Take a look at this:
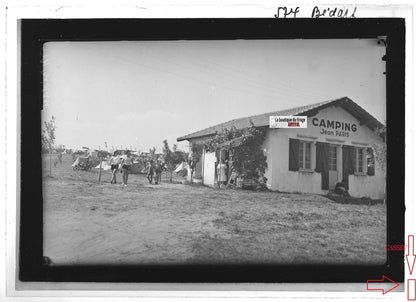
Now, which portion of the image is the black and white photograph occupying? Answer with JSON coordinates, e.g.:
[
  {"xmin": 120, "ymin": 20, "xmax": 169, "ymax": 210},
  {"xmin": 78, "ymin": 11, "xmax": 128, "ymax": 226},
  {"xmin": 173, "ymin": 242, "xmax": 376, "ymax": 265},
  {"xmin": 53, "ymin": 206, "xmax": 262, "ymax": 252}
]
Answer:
[{"xmin": 41, "ymin": 38, "xmax": 388, "ymax": 266}]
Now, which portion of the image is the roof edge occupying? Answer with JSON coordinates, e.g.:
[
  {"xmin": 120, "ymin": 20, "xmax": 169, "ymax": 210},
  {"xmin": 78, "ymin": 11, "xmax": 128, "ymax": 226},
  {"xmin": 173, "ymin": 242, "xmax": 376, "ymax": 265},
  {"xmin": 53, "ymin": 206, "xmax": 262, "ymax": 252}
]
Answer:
[{"xmin": 177, "ymin": 97, "xmax": 384, "ymax": 142}]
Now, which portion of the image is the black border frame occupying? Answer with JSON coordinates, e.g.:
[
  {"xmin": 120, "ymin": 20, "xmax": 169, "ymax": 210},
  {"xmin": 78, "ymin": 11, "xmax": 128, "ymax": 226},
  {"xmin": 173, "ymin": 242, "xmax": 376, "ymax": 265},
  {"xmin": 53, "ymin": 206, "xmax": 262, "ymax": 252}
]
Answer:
[{"xmin": 20, "ymin": 18, "xmax": 405, "ymax": 283}]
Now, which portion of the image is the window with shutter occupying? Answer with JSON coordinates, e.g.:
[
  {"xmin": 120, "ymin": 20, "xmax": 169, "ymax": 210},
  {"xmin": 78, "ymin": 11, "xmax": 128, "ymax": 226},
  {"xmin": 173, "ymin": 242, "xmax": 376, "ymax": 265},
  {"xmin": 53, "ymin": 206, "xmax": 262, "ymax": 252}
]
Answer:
[{"xmin": 354, "ymin": 147, "xmax": 366, "ymax": 174}]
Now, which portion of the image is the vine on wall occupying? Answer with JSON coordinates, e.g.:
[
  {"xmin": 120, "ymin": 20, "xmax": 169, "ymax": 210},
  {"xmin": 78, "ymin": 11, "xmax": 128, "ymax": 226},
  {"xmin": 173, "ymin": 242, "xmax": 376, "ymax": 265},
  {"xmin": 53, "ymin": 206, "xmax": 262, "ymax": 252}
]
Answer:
[{"xmin": 201, "ymin": 121, "xmax": 268, "ymax": 182}]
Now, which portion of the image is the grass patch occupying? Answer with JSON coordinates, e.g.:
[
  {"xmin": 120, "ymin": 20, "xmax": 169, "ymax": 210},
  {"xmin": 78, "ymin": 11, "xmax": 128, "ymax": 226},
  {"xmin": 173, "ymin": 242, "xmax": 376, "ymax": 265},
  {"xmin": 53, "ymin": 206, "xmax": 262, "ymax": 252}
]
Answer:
[{"xmin": 42, "ymin": 154, "xmax": 387, "ymax": 265}]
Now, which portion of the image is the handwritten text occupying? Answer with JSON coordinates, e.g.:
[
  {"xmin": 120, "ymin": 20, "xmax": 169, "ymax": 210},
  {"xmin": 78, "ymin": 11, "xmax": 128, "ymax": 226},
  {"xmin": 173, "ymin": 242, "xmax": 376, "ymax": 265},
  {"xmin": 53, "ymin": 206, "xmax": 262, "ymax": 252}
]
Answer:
[{"xmin": 274, "ymin": 6, "xmax": 357, "ymax": 18}]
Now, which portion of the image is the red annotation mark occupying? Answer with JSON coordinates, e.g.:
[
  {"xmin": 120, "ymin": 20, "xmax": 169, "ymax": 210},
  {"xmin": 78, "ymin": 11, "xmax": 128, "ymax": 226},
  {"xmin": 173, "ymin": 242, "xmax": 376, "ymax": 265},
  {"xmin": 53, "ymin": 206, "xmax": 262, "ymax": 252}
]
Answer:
[
  {"xmin": 408, "ymin": 279, "xmax": 416, "ymax": 300},
  {"xmin": 366, "ymin": 275, "xmax": 399, "ymax": 295},
  {"xmin": 407, "ymin": 235, "xmax": 416, "ymax": 275},
  {"xmin": 385, "ymin": 244, "xmax": 406, "ymax": 251}
]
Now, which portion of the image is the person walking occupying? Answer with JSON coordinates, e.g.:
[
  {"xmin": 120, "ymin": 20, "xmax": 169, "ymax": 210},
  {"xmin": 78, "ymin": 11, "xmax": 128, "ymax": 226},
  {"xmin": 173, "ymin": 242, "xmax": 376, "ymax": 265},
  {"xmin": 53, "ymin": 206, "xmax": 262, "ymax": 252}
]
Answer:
[
  {"xmin": 109, "ymin": 151, "xmax": 121, "ymax": 184},
  {"xmin": 120, "ymin": 151, "xmax": 133, "ymax": 186},
  {"xmin": 146, "ymin": 160, "xmax": 154, "ymax": 184},
  {"xmin": 154, "ymin": 161, "xmax": 163, "ymax": 185}
]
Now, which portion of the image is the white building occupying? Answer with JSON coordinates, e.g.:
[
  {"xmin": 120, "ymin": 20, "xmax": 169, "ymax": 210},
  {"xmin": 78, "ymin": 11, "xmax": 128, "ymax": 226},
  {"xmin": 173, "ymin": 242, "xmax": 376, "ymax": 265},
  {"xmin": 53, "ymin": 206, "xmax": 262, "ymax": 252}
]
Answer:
[{"xmin": 177, "ymin": 97, "xmax": 385, "ymax": 199}]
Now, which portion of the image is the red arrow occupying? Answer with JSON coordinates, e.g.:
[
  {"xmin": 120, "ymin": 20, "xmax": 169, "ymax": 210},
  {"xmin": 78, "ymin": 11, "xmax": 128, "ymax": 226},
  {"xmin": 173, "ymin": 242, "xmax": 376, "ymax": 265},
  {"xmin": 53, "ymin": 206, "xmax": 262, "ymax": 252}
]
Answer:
[
  {"xmin": 407, "ymin": 235, "xmax": 416, "ymax": 275},
  {"xmin": 366, "ymin": 275, "xmax": 399, "ymax": 295}
]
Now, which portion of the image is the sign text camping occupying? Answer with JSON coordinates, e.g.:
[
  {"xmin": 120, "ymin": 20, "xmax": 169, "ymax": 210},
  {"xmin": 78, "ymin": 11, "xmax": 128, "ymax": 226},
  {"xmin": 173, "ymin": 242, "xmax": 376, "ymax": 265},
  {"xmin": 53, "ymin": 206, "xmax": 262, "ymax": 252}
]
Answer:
[{"xmin": 312, "ymin": 117, "xmax": 357, "ymax": 137}]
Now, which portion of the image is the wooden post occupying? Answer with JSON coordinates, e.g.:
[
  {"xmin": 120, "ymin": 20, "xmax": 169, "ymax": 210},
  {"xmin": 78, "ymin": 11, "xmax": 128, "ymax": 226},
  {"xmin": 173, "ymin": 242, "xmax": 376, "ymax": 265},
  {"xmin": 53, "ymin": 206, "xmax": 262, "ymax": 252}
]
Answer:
[
  {"xmin": 49, "ymin": 150, "xmax": 52, "ymax": 177},
  {"xmin": 218, "ymin": 149, "xmax": 222, "ymax": 188},
  {"xmin": 189, "ymin": 142, "xmax": 193, "ymax": 183},
  {"xmin": 227, "ymin": 151, "xmax": 233, "ymax": 186},
  {"xmin": 201, "ymin": 148, "xmax": 205, "ymax": 185},
  {"xmin": 98, "ymin": 157, "xmax": 102, "ymax": 183}
]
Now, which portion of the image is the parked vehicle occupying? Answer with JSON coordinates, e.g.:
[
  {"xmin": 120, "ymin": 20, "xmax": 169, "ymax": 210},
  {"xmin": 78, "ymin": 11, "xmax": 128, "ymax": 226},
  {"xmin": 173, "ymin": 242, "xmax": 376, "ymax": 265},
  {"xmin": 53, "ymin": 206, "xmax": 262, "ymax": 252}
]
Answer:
[{"xmin": 72, "ymin": 156, "xmax": 92, "ymax": 171}]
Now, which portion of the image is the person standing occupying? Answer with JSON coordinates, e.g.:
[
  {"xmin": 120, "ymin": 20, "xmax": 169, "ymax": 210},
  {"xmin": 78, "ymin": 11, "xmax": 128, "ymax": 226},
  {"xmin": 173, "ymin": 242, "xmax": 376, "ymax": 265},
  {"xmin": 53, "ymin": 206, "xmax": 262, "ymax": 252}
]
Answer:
[
  {"xmin": 57, "ymin": 152, "xmax": 63, "ymax": 164},
  {"xmin": 217, "ymin": 160, "xmax": 227, "ymax": 187},
  {"xmin": 120, "ymin": 151, "xmax": 133, "ymax": 186},
  {"xmin": 109, "ymin": 151, "xmax": 121, "ymax": 184}
]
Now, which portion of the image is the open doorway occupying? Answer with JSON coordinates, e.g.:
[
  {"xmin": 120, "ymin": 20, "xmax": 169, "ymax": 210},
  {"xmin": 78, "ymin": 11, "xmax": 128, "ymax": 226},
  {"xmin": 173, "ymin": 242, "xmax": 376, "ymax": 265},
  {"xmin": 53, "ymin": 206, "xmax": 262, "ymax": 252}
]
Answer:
[{"xmin": 328, "ymin": 144, "xmax": 339, "ymax": 190}]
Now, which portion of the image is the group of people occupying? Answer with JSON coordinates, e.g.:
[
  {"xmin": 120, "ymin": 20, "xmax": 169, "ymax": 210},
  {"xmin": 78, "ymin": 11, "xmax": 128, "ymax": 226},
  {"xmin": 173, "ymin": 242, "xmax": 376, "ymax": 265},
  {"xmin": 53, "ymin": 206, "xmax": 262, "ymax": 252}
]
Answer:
[
  {"xmin": 109, "ymin": 151, "xmax": 134, "ymax": 186},
  {"xmin": 146, "ymin": 160, "xmax": 164, "ymax": 185},
  {"xmin": 108, "ymin": 151, "xmax": 165, "ymax": 186}
]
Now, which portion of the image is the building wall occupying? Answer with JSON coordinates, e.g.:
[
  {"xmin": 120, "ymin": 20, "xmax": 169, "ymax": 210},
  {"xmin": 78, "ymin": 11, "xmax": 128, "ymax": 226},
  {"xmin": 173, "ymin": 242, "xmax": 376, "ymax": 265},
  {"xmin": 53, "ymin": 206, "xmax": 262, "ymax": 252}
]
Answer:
[
  {"xmin": 263, "ymin": 105, "xmax": 385, "ymax": 199},
  {"xmin": 203, "ymin": 151, "xmax": 216, "ymax": 185},
  {"xmin": 263, "ymin": 132, "xmax": 323, "ymax": 194}
]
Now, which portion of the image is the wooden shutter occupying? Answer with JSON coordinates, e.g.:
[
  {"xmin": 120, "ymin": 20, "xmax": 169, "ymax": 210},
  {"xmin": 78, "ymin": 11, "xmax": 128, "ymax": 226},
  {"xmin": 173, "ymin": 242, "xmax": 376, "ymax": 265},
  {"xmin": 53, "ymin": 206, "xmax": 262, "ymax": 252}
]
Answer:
[{"xmin": 288, "ymin": 139, "xmax": 299, "ymax": 171}]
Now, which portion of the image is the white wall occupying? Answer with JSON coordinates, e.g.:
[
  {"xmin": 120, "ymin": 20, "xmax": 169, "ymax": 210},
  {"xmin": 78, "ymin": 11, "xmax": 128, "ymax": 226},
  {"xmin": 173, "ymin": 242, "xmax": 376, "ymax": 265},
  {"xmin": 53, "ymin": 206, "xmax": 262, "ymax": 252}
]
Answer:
[
  {"xmin": 203, "ymin": 151, "xmax": 216, "ymax": 186},
  {"xmin": 263, "ymin": 105, "xmax": 386, "ymax": 199},
  {"xmin": 263, "ymin": 131, "xmax": 323, "ymax": 194}
]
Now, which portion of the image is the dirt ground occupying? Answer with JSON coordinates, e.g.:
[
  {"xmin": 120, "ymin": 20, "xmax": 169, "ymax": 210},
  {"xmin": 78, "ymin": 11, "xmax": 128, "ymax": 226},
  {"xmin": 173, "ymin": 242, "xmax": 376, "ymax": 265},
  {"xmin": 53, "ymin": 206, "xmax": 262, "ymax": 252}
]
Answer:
[{"xmin": 43, "ymin": 154, "xmax": 386, "ymax": 265}]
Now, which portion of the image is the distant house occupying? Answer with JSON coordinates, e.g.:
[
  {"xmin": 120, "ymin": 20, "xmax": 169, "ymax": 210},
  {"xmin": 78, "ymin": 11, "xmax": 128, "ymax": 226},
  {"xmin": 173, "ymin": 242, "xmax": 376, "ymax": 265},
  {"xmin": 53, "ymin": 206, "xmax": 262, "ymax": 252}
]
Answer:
[{"xmin": 177, "ymin": 97, "xmax": 385, "ymax": 199}]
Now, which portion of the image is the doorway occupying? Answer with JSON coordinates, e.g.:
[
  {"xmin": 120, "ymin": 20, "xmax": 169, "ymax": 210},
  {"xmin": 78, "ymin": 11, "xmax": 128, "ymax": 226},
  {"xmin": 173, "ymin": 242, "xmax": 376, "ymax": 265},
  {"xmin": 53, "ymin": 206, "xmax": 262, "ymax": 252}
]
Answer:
[{"xmin": 328, "ymin": 145, "xmax": 338, "ymax": 190}]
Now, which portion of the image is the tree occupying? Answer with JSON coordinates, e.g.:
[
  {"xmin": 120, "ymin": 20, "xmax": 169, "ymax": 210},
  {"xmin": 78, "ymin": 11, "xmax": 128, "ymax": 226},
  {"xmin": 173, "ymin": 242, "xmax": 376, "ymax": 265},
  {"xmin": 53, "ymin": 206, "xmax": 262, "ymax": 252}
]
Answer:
[
  {"xmin": 162, "ymin": 140, "xmax": 186, "ymax": 183},
  {"xmin": 42, "ymin": 116, "xmax": 56, "ymax": 177}
]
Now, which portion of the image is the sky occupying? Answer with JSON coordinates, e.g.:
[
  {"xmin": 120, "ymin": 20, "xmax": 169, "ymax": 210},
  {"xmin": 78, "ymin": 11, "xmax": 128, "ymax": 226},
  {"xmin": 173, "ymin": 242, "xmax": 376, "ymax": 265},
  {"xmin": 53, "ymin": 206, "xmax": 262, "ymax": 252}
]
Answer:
[{"xmin": 42, "ymin": 39, "xmax": 386, "ymax": 152}]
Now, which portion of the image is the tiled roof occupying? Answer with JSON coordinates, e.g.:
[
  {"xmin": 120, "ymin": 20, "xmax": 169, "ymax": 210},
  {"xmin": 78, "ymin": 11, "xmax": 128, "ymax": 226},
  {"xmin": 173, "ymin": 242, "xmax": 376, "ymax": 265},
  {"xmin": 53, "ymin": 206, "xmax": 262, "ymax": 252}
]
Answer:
[{"xmin": 177, "ymin": 97, "xmax": 384, "ymax": 142}]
